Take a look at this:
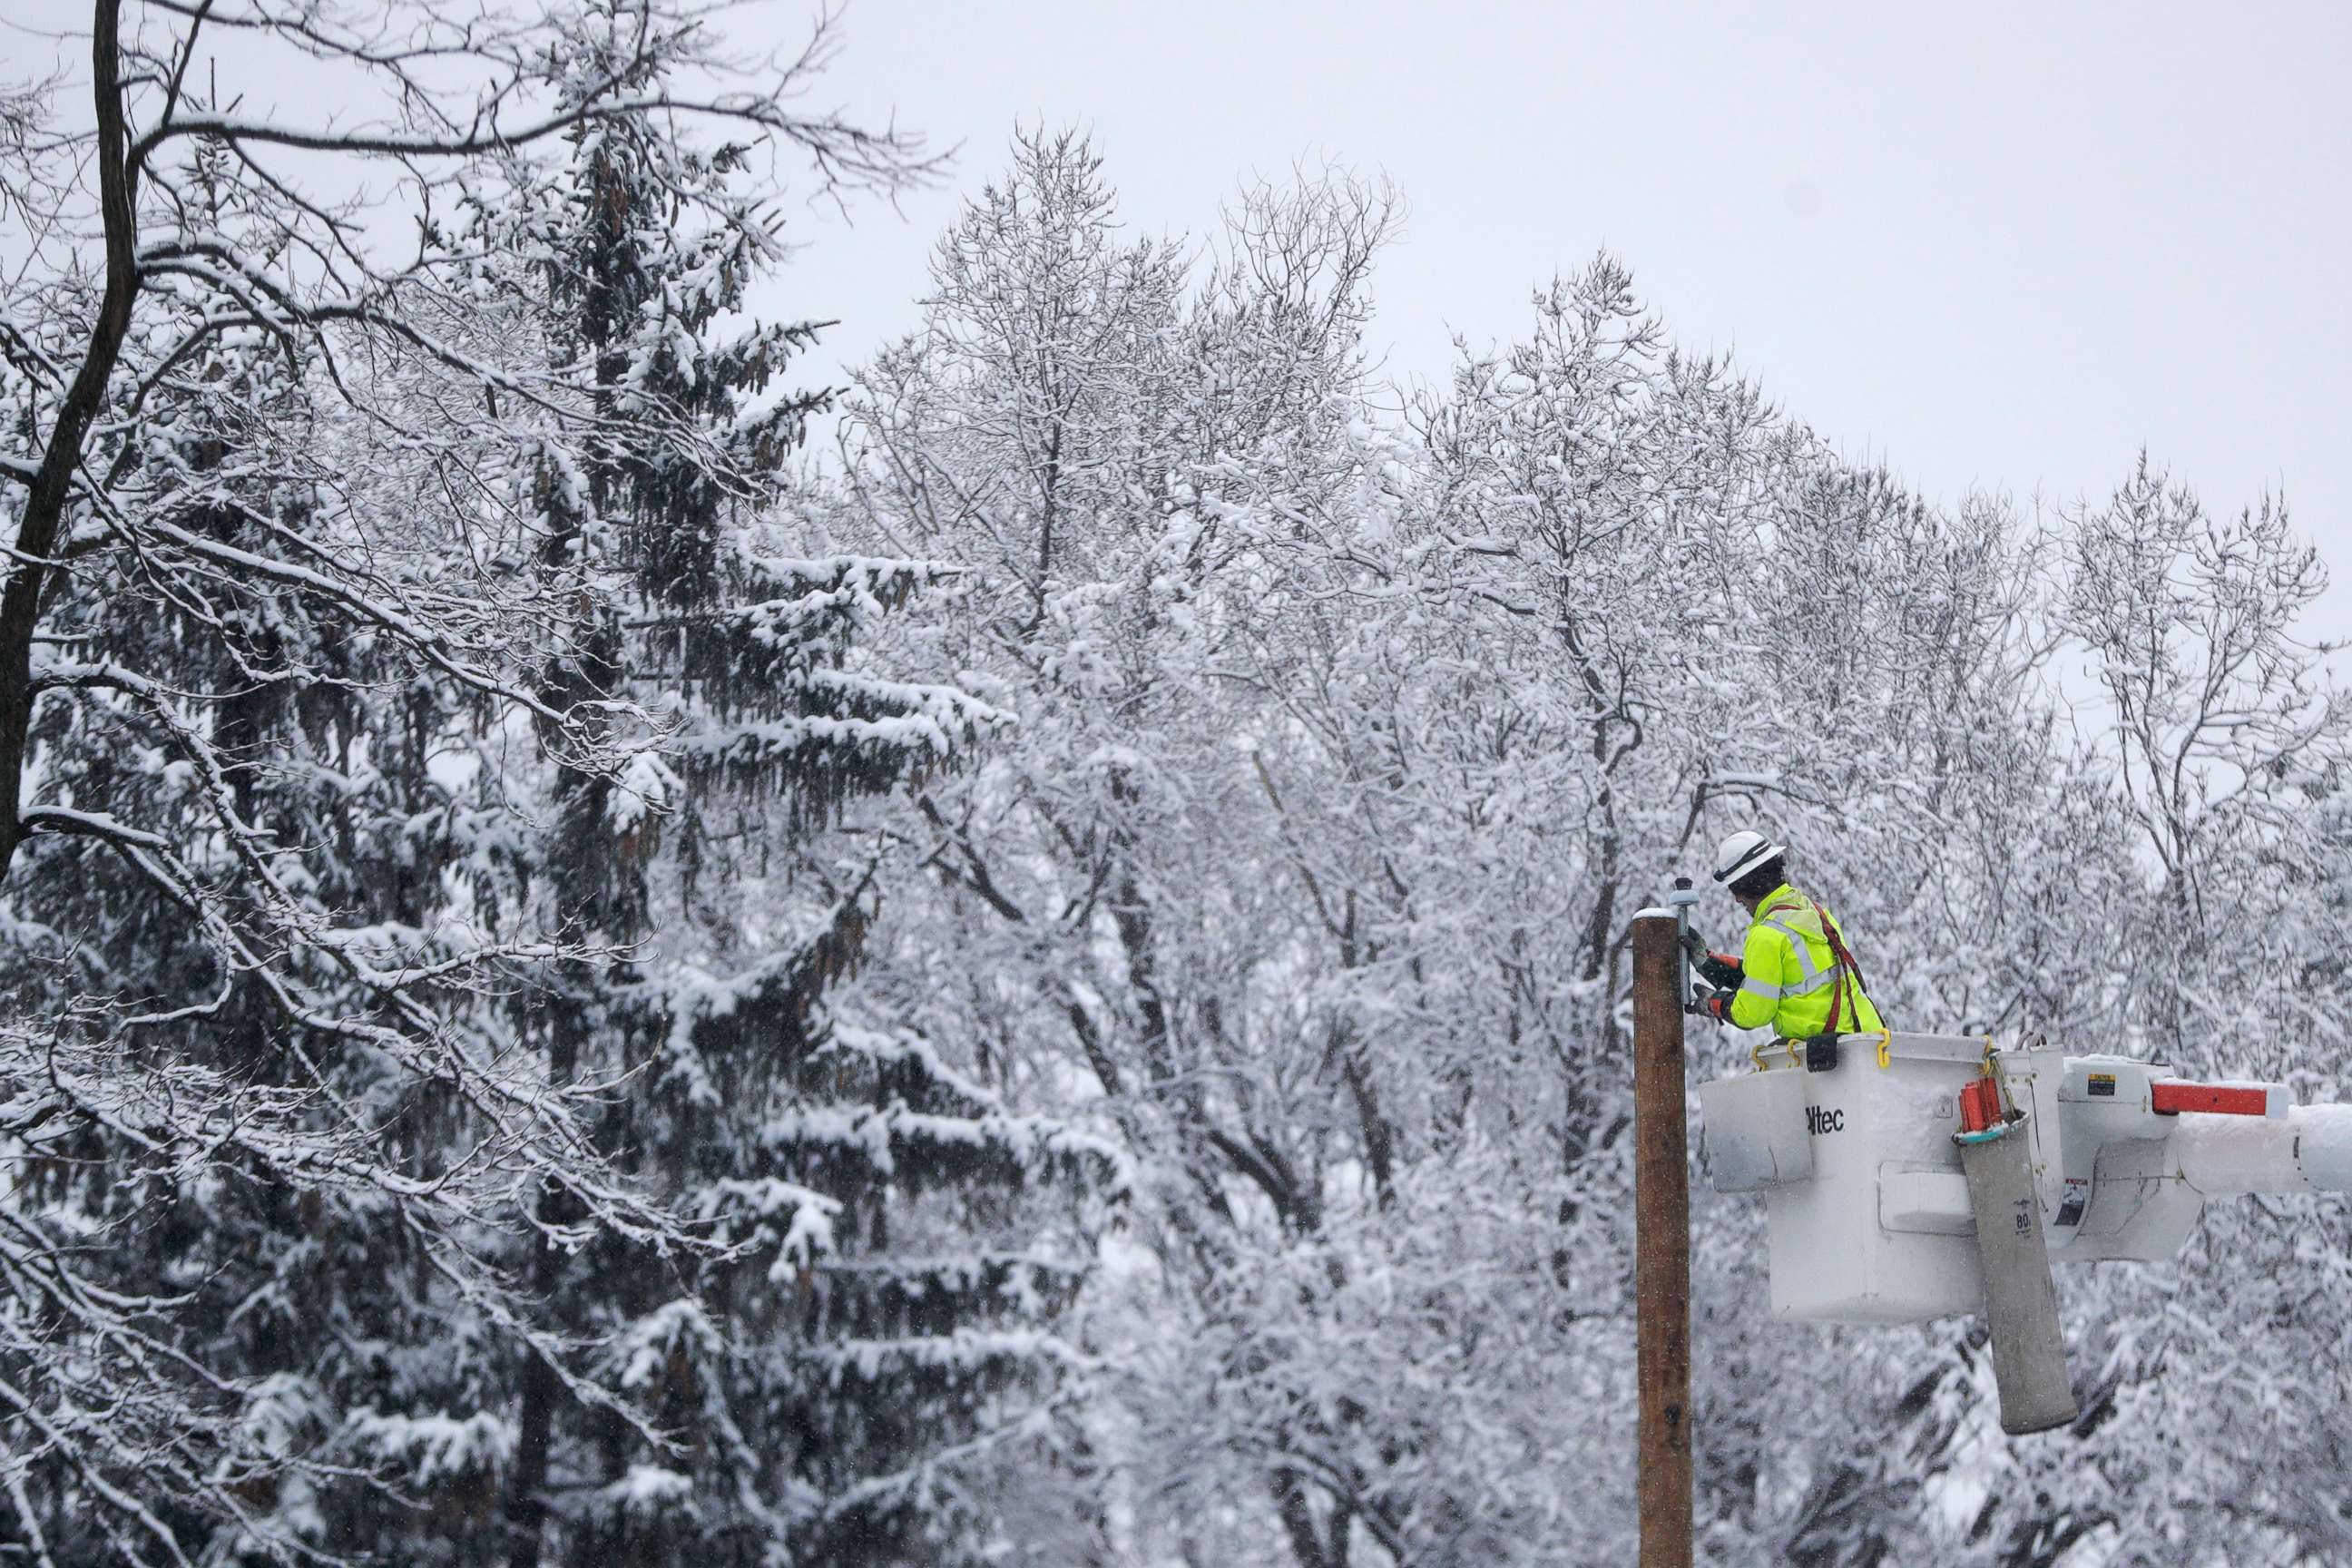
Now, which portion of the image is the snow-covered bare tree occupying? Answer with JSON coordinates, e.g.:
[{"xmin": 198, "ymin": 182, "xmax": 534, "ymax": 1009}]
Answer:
[{"xmin": 841, "ymin": 138, "xmax": 1703, "ymax": 1567}]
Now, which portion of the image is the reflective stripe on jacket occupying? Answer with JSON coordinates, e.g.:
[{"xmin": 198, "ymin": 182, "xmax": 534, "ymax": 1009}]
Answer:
[{"xmin": 1726, "ymin": 882, "xmax": 1884, "ymax": 1037}]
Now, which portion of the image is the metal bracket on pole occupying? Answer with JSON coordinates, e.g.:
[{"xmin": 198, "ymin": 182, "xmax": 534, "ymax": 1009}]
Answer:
[{"xmin": 1667, "ymin": 877, "xmax": 1700, "ymax": 1014}]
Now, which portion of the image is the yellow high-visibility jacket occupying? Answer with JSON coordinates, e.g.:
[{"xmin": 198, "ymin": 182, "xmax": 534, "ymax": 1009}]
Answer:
[{"xmin": 1727, "ymin": 882, "xmax": 1884, "ymax": 1038}]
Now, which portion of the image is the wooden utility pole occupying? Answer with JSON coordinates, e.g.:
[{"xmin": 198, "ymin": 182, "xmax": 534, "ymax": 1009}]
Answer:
[{"xmin": 1631, "ymin": 911, "xmax": 1693, "ymax": 1568}]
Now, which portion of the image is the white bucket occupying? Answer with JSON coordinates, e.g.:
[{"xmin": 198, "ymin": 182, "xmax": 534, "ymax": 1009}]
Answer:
[{"xmin": 1701, "ymin": 1034, "xmax": 1993, "ymax": 1324}]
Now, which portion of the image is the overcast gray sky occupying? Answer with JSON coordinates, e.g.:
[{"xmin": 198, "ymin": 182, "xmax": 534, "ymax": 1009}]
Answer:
[
  {"xmin": 14, "ymin": 2, "xmax": 2342, "ymax": 622},
  {"xmin": 765, "ymin": 0, "xmax": 2352, "ymax": 626}
]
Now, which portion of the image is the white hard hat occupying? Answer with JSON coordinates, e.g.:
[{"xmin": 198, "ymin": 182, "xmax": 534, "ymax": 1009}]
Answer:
[{"xmin": 1711, "ymin": 828, "xmax": 1786, "ymax": 887}]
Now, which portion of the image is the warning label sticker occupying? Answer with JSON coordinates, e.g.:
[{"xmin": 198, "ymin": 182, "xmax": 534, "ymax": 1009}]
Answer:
[{"xmin": 2087, "ymin": 1073, "xmax": 2118, "ymax": 1099}]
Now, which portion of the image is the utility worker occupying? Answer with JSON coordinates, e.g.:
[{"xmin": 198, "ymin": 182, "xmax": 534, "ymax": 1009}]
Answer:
[{"xmin": 1687, "ymin": 828, "xmax": 1885, "ymax": 1038}]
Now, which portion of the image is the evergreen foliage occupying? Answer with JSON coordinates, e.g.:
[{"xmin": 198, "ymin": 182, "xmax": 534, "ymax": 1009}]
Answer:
[{"xmin": 0, "ymin": 5, "xmax": 1103, "ymax": 1563}]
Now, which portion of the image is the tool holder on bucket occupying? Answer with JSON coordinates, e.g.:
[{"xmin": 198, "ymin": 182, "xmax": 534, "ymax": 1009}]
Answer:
[{"xmin": 1950, "ymin": 1065, "xmax": 2076, "ymax": 1433}]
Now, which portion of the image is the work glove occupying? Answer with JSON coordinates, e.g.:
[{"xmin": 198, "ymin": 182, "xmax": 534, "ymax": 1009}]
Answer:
[
  {"xmin": 1696, "ymin": 951, "xmax": 1744, "ymax": 991},
  {"xmin": 1687, "ymin": 984, "xmax": 1731, "ymax": 1024},
  {"xmin": 1679, "ymin": 927, "xmax": 1743, "ymax": 992}
]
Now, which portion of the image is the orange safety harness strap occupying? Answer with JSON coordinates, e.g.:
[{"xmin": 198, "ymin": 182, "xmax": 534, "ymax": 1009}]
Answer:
[{"xmin": 1759, "ymin": 891, "xmax": 1870, "ymax": 1035}]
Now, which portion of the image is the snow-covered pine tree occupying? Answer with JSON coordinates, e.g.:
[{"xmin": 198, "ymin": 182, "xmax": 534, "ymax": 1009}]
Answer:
[
  {"xmin": 0, "ymin": 4, "xmax": 1101, "ymax": 1562},
  {"xmin": 487, "ymin": 15, "xmax": 1118, "ymax": 1563},
  {"xmin": 0, "ymin": 104, "xmax": 634, "ymax": 1563}
]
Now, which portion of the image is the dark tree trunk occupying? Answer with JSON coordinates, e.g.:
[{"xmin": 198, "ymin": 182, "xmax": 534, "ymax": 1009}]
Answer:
[{"xmin": 0, "ymin": 0, "xmax": 138, "ymax": 883}]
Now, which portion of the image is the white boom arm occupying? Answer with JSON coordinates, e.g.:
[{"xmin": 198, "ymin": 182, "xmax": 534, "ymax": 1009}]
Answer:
[{"xmin": 2175, "ymin": 1104, "xmax": 2352, "ymax": 1198}]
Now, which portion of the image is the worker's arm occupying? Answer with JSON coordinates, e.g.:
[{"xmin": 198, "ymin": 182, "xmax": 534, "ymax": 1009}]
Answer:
[{"xmin": 1726, "ymin": 922, "xmax": 1787, "ymax": 1032}]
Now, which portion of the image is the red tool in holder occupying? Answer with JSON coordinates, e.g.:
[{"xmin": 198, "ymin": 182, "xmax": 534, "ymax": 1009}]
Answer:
[{"xmin": 1957, "ymin": 1073, "xmax": 2006, "ymax": 1134}]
